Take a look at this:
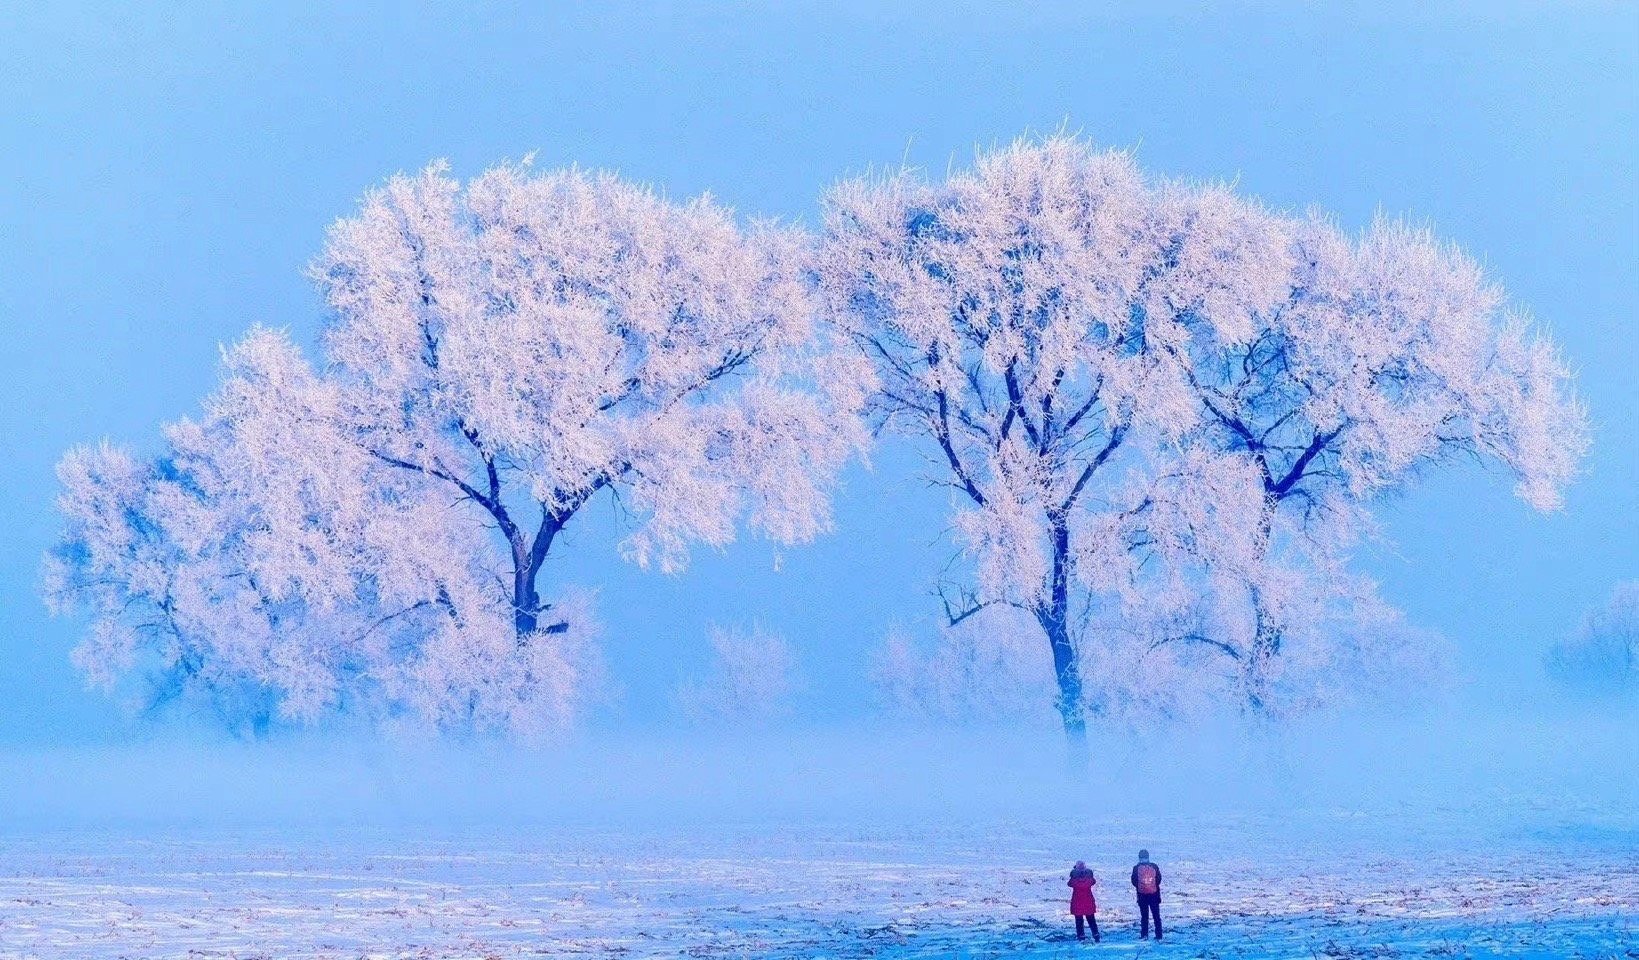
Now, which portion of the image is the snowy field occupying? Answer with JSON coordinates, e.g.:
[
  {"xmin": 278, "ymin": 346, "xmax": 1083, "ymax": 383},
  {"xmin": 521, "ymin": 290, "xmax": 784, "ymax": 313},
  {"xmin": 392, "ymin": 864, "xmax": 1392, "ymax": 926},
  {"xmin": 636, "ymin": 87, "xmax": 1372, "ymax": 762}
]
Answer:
[{"xmin": 1, "ymin": 810, "xmax": 1634, "ymax": 960}]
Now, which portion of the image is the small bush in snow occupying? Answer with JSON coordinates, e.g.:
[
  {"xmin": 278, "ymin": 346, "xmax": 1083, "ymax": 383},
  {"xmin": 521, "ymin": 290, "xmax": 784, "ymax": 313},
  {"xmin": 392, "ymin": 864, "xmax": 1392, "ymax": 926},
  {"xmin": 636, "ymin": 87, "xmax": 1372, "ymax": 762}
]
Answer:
[
  {"xmin": 870, "ymin": 608, "xmax": 1058, "ymax": 724},
  {"xmin": 676, "ymin": 626, "xmax": 800, "ymax": 725},
  {"xmin": 1548, "ymin": 582, "xmax": 1639, "ymax": 696}
]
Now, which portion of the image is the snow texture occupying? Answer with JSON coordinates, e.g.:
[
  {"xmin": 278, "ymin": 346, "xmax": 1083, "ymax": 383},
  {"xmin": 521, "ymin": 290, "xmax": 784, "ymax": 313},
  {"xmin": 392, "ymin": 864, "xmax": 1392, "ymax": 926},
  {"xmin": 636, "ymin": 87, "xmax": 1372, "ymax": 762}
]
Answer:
[{"xmin": 1, "ymin": 812, "xmax": 1632, "ymax": 959}]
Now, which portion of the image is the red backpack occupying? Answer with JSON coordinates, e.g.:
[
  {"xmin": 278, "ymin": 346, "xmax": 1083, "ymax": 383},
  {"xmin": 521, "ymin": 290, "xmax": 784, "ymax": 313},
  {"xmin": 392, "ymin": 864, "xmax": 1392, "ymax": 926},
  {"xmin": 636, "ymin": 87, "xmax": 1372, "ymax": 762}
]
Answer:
[{"xmin": 1134, "ymin": 863, "xmax": 1160, "ymax": 895}]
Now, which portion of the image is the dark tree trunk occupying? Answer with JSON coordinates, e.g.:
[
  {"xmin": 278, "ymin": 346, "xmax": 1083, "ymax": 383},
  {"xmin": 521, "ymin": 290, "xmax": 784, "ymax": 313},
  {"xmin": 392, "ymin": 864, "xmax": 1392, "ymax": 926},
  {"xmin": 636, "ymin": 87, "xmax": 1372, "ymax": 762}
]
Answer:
[
  {"xmin": 1041, "ymin": 608, "xmax": 1089, "ymax": 768},
  {"xmin": 510, "ymin": 514, "xmax": 562, "ymax": 639},
  {"xmin": 1242, "ymin": 589, "xmax": 1281, "ymax": 716},
  {"xmin": 371, "ymin": 427, "xmax": 605, "ymax": 643},
  {"xmin": 1240, "ymin": 505, "xmax": 1280, "ymax": 715},
  {"xmin": 513, "ymin": 571, "xmax": 540, "ymax": 636},
  {"xmin": 1040, "ymin": 513, "xmax": 1089, "ymax": 770}
]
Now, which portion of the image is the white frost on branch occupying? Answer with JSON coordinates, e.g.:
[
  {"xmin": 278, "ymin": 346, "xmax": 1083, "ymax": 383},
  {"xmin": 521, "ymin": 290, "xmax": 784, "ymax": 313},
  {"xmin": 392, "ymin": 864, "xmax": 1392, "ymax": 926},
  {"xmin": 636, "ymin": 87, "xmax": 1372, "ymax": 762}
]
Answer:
[
  {"xmin": 43, "ymin": 137, "xmax": 1586, "ymax": 738},
  {"xmin": 821, "ymin": 134, "xmax": 1585, "ymax": 732},
  {"xmin": 45, "ymin": 161, "xmax": 862, "ymax": 736}
]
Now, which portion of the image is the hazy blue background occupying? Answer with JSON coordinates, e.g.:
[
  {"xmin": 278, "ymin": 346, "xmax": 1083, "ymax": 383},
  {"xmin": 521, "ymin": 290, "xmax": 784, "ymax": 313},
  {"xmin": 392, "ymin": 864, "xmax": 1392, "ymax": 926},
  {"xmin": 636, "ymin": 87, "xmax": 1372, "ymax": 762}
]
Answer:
[{"xmin": 3, "ymin": 1, "xmax": 1635, "ymax": 751}]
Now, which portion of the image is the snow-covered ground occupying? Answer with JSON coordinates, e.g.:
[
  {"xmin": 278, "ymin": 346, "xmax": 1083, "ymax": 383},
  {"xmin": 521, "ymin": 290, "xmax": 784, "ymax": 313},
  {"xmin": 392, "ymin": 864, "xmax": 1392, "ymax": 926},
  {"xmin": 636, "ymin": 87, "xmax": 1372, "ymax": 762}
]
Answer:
[{"xmin": 1, "ymin": 810, "xmax": 1634, "ymax": 959}]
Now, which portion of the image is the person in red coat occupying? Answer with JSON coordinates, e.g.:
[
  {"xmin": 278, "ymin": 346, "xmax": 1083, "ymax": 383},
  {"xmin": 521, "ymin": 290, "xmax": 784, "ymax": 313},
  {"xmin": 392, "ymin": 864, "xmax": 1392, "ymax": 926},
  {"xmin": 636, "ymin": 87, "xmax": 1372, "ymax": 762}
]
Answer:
[{"xmin": 1067, "ymin": 860, "xmax": 1100, "ymax": 941}]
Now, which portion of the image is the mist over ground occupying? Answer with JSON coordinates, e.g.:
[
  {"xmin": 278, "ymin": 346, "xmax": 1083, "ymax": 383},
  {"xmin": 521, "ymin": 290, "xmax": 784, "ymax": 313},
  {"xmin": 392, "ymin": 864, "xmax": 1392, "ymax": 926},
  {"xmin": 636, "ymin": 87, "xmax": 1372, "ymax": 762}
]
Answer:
[
  {"xmin": 5, "ymin": 696, "xmax": 1632, "ymax": 840},
  {"xmin": 6, "ymin": 697, "xmax": 1634, "ymax": 957}
]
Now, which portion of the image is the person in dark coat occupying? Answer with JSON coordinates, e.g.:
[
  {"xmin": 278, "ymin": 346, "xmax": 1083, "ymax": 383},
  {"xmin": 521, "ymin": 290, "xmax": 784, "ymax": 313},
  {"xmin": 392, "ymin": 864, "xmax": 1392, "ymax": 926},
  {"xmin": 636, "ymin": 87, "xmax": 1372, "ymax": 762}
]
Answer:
[
  {"xmin": 1131, "ymin": 849, "xmax": 1162, "ymax": 940},
  {"xmin": 1067, "ymin": 860, "xmax": 1099, "ymax": 941}
]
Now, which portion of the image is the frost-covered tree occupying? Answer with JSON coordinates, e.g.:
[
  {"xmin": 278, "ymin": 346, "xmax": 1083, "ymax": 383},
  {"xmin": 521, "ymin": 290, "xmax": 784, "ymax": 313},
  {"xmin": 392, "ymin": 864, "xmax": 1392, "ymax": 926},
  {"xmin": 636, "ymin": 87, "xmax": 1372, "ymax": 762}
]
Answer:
[
  {"xmin": 1160, "ymin": 214, "xmax": 1587, "ymax": 710},
  {"xmin": 676, "ymin": 625, "xmax": 800, "ymax": 724},
  {"xmin": 819, "ymin": 137, "xmax": 1291, "ymax": 751},
  {"xmin": 45, "ymin": 161, "xmax": 860, "ymax": 736},
  {"xmin": 1548, "ymin": 582, "xmax": 1639, "ymax": 696},
  {"xmin": 820, "ymin": 135, "xmax": 1585, "ymax": 750}
]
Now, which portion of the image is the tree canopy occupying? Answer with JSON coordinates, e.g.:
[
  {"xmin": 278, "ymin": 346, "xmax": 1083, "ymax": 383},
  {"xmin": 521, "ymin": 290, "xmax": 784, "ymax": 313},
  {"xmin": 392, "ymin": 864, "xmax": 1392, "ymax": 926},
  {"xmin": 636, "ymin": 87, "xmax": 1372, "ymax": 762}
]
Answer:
[
  {"xmin": 821, "ymin": 136, "xmax": 1584, "ymax": 739},
  {"xmin": 47, "ymin": 137, "xmax": 1587, "ymax": 741},
  {"xmin": 46, "ymin": 162, "xmax": 861, "ymax": 736}
]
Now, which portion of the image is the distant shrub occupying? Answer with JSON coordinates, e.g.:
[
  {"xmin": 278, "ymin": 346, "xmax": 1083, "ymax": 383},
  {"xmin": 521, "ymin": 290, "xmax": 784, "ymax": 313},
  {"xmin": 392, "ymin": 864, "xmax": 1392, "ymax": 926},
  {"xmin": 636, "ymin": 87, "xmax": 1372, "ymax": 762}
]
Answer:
[
  {"xmin": 869, "ymin": 606, "xmax": 1059, "ymax": 724},
  {"xmin": 676, "ymin": 625, "xmax": 800, "ymax": 725},
  {"xmin": 1548, "ymin": 582, "xmax": 1639, "ymax": 695}
]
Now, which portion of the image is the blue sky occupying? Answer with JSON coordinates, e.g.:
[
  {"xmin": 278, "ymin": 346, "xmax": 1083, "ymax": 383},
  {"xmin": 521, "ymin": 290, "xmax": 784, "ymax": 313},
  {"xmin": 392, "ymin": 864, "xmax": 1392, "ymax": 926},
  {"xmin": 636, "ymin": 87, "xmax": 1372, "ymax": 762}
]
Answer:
[{"xmin": 2, "ymin": 2, "xmax": 1634, "ymax": 746}]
